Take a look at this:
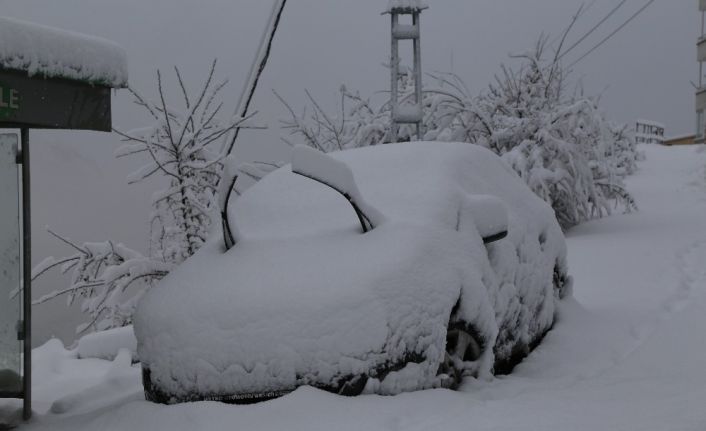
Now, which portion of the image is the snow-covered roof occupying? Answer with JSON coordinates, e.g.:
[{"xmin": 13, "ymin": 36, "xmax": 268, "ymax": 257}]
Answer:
[
  {"xmin": 0, "ymin": 16, "xmax": 128, "ymax": 88},
  {"xmin": 636, "ymin": 119, "xmax": 665, "ymax": 129},
  {"xmin": 384, "ymin": 0, "xmax": 429, "ymax": 14}
]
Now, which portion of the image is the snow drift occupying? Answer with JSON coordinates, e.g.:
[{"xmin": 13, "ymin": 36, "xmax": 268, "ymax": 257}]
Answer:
[{"xmin": 134, "ymin": 142, "xmax": 571, "ymax": 403}]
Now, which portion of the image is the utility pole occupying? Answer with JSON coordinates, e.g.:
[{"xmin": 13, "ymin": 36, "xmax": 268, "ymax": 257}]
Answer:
[{"xmin": 385, "ymin": 1, "xmax": 427, "ymax": 143}]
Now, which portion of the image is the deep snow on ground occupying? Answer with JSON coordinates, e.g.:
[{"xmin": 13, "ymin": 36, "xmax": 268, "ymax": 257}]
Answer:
[{"xmin": 2, "ymin": 143, "xmax": 706, "ymax": 430}]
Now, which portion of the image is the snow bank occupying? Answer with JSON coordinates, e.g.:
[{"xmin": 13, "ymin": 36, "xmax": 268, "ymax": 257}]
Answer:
[
  {"xmin": 135, "ymin": 142, "xmax": 569, "ymax": 401},
  {"xmin": 0, "ymin": 16, "xmax": 127, "ymax": 87},
  {"xmin": 50, "ymin": 348, "xmax": 140, "ymax": 415},
  {"xmin": 77, "ymin": 326, "xmax": 137, "ymax": 361}
]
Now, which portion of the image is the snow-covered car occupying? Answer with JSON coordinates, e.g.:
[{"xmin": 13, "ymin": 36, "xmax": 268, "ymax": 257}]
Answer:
[{"xmin": 134, "ymin": 141, "xmax": 572, "ymax": 404}]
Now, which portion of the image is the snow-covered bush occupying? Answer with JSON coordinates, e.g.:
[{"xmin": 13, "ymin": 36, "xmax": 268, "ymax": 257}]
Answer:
[
  {"xmin": 604, "ymin": 122, "xmax": 640, "ymax": 177},
  {"xmin": 276, "ymin": 69, "xmax": 423, "ymax": 152},
  {"xmin": 280, "ymin": 38, "xmax": 638, "ymax": 229},
  {"xmin": 33, "ymin": 61, "xmax": 255, "ymax": 333},
  {"xmin": 456, "ymin": 39, "xmax": 637, "ymax": 227}
]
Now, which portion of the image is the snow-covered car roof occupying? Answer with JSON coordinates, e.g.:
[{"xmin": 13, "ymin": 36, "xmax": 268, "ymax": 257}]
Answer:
[
  {"xmin": 135, "ymin": 142, "xmax": 568, "ymax": 402},
  {"xmin": 0, "ymin": 16, "xmax": 127, "ymax": 87},
  {"xmin": 233, "ymin": 143, "xmax": 531, "ymax": 241}
]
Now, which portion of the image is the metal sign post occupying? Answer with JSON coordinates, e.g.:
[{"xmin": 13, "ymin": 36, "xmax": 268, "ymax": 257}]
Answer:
[
  {"xmin": 0, "ymin": 132, "xmax": 22, "ymax": 407},
  {"xmin": 21, "ymin": 129, "xmax": 31, "ymax": 421},
  {"xmin": 0, "ymin": 66, "xmax": 121, "ymax": 422}
]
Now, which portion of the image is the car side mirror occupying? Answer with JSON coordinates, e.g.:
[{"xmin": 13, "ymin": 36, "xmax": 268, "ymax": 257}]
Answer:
[{"xmin": 459, "ymin": 195, "xmax": 508, "ymax": 244}]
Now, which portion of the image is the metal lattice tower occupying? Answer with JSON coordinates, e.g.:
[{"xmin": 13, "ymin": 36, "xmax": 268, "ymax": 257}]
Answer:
[{"xmin": 385, "ymin": 2, "xmax": 427, "ymax": 143}]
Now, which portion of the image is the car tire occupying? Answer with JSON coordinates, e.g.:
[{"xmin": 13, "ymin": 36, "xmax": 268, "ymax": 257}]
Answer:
[{"xmin": 438, "ymin": 322, "xmax": 484, "ymax": 389}]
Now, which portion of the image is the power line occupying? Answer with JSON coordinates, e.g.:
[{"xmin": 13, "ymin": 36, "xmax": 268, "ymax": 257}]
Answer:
[
  {"xmin": 223, "ymin": 0, "xmax": 288, "ymax": 156},
  {"xmin": 549, "ymin": 0, "xmax": 596, "ymax": 49},
  {"xmin": 568, "ymin": 0, "xmax": 657, "ymax": 69},
  {"xmin": 558, "ymin": 0, "xmax": 629, "ymax": 61}
]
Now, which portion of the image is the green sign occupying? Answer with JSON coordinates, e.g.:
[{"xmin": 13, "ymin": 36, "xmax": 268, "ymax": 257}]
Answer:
[
  {"xmin": 0, "ymin": 69, "xmax": 111, "ymax": 131},
  {"xmin": 0, "ymin": 84, "xmax": 20, "ymax": 119}
]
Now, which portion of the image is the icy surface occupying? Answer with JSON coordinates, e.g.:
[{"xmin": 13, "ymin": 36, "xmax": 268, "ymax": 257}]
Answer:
[
  {"xmin": 4, "ymin": 144, "xmax": 706, "ymax": 431},
  {"xmin": 135, "ymin": 141, "xmax": 567, "ymax": 399},
  {"xmin": 0, "ymin": 16, "xmax": 127, "ymax": 87}
]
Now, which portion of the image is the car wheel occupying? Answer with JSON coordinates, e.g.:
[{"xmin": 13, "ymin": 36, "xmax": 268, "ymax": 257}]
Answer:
[{"xmin": 438, "ymin": 324, "xmax": 483, "ymax": 389}]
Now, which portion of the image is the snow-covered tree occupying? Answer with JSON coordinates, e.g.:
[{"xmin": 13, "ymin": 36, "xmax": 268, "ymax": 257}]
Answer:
[
  {"xmin": 32, "ymin": 61, "xmax": 257, "ymax": 333},
  {"xmin": 115, "ymin": 60, "xmax": 254, "ymax": 263},
  {"xmin": 458, "ymin": 39, "xmax": 636, "ymax": 228}
]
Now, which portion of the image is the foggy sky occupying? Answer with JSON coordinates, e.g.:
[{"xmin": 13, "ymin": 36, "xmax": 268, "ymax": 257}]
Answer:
[{"xmin": 0, "ymin": 0, "xmax": 696, "ymax": 344}]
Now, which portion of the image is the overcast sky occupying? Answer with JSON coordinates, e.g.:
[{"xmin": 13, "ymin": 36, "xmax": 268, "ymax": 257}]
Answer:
[{"xmin": 0, "ymin": 0, "xmax": 696, "ymax": 344}]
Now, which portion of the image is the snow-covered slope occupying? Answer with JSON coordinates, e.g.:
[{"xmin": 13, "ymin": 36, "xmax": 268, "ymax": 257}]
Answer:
[
  {"xmin": 0, "ymin": 16, "xmax": 127, "ymax": 87},
  {"xmin": 3, "ymin": 144, "xmax": 706, "ymax": 431},
  {"xmin": 134, "ymin": 142, "xmax": 568, "ymax": 402}
]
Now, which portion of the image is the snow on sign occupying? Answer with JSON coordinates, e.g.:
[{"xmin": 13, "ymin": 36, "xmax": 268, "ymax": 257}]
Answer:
[
  {"xmin": 0, "ymin": 16, "xmax": 128, "ymax": 131},
  {"xmin": 0, "ymin": 17, "xmax": 127, "ymax": 87}
]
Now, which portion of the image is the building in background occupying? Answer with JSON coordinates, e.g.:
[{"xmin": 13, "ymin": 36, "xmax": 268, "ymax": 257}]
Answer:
[
  {"xmin": 635, "ymin": 119, "xmax": 665, "ymax": 145},
  {"xmin": 697, "ymin": 0, "xmax": 706, "ymax": 143}
]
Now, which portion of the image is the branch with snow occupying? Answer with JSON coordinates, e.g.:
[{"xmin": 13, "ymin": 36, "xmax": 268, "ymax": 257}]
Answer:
[
  {"xmin": 32, "ymin": 228, "xmax": 172, "ymax": 334},
  {"xmin": 115, "ymin": 59, "xmax": 259, "ymax": 263},
  {"xmin": 33, "ymin": 61, "xmax": 276, "ymax": 334}
]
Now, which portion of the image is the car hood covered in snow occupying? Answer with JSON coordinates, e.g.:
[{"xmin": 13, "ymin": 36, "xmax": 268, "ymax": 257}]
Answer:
[{"xmin": 135, "ymin": 142, "xmax": 569, "ymax": 401}]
